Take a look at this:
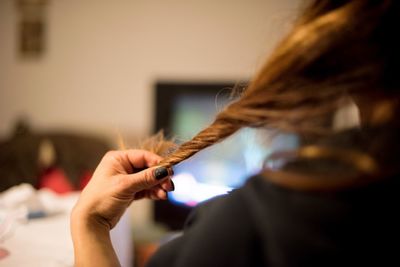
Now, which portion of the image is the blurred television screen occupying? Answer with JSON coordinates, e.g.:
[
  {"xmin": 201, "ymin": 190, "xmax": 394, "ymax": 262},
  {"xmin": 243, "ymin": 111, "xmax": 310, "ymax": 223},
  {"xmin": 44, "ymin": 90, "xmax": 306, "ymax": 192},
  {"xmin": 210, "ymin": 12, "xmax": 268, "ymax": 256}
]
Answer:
[{"xmin": 156, "ymin": 83, "xmax": 298, "ymax": 207}]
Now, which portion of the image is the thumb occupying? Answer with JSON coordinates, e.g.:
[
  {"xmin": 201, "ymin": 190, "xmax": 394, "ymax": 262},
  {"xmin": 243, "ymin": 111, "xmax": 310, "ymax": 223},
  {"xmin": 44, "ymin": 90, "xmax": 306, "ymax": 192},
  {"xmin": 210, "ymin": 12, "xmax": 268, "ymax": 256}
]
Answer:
[{"xmin": 127, "ymin": 166, "xmax": 173, "ymax": 191}]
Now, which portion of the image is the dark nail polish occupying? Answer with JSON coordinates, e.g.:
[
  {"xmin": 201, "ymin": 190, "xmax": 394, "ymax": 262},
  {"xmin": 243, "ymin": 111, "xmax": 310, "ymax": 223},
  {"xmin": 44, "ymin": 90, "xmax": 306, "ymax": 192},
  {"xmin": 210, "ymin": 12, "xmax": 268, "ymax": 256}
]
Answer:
[
  {"xmin": 171, "ymin": 180, "xmax": 175, "ymax": 191},
  {"xmin": 155, "ymin": 167, "xmax": 169, "ymax": 180},
  {"xmin": 163, "ymin": 189, "xmax": 169, "ymax": 200}
]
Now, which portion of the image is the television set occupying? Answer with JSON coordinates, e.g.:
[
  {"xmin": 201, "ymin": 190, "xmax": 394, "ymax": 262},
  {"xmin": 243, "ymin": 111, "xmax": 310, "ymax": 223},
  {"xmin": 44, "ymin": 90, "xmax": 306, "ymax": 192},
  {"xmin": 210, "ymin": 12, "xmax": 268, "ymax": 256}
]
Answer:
[{"xmin": 153, "ymin": 82, "xmax": 298, "ymax": 230}]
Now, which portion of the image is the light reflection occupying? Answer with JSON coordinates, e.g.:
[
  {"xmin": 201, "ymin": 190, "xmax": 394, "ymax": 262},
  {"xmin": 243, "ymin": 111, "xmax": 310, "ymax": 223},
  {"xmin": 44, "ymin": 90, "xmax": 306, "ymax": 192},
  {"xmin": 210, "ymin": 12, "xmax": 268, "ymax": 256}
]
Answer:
[{"xmin": 169, "ymin": 173, "xmax": 233, "ymax": 207}]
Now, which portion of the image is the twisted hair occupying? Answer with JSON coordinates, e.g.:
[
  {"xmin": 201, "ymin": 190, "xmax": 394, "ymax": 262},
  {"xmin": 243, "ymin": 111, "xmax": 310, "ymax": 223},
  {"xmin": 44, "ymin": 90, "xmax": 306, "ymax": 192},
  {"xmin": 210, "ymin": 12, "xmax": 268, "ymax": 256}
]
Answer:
[{"xmin": 146, "ymin": 0, "xmax": 400, "ymax": 187}]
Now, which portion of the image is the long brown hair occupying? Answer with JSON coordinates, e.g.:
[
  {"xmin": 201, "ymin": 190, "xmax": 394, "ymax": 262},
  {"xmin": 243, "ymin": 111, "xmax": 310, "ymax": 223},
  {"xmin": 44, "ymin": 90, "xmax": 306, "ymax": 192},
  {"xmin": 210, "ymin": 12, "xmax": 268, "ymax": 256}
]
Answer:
[{"xmin": 149, "ymin": 0, "xmax": 400, "ymax": 190}]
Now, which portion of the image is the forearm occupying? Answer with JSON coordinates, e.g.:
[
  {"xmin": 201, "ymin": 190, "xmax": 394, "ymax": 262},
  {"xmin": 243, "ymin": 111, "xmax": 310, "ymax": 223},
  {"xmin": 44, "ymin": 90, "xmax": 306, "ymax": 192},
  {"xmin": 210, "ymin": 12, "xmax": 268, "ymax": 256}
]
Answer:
[{"xmin": 71, "ymin": 210, "xmax": 120, "ymax": 267}]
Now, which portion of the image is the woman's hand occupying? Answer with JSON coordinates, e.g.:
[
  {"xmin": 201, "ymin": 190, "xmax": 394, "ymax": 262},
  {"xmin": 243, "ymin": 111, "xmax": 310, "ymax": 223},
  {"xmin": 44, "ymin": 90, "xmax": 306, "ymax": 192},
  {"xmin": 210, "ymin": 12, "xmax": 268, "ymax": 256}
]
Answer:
[
  {"xmin": 71, "ymin": 149, "xmax": 173, "ymax": 267},
  {"xmin": 71, "ymin": 149, "xmax": 174, "ymax": 230}
]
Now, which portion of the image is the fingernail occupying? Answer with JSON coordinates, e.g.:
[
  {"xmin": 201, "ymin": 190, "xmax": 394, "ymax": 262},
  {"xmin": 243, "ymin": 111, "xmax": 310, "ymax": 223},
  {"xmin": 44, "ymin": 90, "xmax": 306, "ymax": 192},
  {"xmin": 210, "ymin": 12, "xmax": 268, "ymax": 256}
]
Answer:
[
  {"xmin": 163, "ymin": 189, "xmax": 169, "ymax": 200},
  {"xmin": 154, "ymin": 167, "xmax": 169, "ymax": 180},
  {"xmin": 171, "ymin": 180, "xmax": 175, "ymax": 191}
]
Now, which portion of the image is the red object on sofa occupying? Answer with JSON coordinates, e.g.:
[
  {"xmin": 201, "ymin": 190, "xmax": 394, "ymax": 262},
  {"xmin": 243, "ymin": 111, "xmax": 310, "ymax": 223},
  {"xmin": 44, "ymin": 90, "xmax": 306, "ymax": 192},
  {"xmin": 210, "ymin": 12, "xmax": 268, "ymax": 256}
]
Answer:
[{"xmin": 38, "ymin": 168, "xmax": 92, "ymax": 194}]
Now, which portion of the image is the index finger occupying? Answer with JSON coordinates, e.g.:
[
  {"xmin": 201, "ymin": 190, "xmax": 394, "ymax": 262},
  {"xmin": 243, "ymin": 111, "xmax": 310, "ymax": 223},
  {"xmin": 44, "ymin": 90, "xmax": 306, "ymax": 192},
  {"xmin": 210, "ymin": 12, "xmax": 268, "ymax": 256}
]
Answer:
[{"xmin": 125, "ymin": 149, "xmax": 163, "ymax": 169}]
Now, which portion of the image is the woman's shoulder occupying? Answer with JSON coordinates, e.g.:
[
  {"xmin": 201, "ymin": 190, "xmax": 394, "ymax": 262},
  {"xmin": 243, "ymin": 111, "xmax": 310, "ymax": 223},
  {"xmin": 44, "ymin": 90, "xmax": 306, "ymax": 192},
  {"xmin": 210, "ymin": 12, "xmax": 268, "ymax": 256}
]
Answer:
[
  {"xmin": 148, "ymin": 178, "xmax": 264, "ymax": 267},
  {"xmin": 238, "ymin": 171, "xmax": 400, "ymax": 265}
]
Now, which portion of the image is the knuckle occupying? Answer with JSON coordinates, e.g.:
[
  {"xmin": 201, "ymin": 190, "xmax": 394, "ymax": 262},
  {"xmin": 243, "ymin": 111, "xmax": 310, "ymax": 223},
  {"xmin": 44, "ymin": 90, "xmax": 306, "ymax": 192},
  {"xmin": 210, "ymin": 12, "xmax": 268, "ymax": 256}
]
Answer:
[
  {"xmin": 104, "ymin": 150, "xmax": 118, "ymax": 158},
  {"xmin": 101, "ymin": 150, "xmax": 123, "ymax": 166}
]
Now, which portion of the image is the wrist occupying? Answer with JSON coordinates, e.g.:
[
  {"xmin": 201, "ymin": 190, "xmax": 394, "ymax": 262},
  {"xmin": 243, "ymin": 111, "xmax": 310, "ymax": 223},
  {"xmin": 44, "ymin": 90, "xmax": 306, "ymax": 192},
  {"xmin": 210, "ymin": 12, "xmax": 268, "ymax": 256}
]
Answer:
[
  {"xmin": 71, "ymin": 206, "xmax": 119, "ymax": 267},
  {"xmin": 71, "ymin": 205, "xmax": 110, "ymax": 234}
]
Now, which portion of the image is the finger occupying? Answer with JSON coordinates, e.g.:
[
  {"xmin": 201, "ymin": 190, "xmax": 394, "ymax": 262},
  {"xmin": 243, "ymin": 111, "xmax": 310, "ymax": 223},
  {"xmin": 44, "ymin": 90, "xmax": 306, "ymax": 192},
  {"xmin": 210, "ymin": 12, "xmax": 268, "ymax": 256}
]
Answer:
[
  {"xmin": 133, "ymin": 179, "xmax": 174, "ymax": 200},
  {"xmin": 100, "ymin": 149, "xmax": 161, "ymax": 175},
  {"xmin": 151, "ymin": 188, "xmax": 168, "ymax": 200},
  {"xmin": 127, "ymin": 166, "xmax": 173, "ymax": 191},
  {"xmin": 125, "ymin": 149, "xmax": 163, "ymax": 170},
  {"xmin": 159, "ymin": 178, "xmax": 175, "ymax": 192}
]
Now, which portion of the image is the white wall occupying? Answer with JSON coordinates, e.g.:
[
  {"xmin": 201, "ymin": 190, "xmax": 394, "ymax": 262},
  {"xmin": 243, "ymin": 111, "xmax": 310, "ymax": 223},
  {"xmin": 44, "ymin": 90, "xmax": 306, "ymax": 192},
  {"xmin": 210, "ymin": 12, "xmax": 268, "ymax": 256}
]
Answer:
[{"xmin": 0, "ymin": 0, "xmax": 299, "ymax": 140}]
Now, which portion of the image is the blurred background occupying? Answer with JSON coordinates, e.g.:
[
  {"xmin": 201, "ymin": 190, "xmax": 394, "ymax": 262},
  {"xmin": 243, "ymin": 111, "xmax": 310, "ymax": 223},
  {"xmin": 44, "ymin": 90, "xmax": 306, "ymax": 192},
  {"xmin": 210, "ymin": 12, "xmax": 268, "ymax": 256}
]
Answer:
[
  {"xmin": 0, "ymin": 0, "xmax": 299, "ymax": 139},
  {"xmin": 0, "ymin": 0, "xmax": 300, "ymax": 266}
]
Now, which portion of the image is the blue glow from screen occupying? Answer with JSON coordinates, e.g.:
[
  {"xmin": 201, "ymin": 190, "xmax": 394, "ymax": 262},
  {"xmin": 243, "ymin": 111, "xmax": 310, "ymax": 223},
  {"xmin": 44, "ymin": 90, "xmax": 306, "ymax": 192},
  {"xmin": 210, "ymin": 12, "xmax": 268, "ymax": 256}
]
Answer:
[{"xmin": 169, "ymin": 94, "xmax": 298, "ymax": 206}]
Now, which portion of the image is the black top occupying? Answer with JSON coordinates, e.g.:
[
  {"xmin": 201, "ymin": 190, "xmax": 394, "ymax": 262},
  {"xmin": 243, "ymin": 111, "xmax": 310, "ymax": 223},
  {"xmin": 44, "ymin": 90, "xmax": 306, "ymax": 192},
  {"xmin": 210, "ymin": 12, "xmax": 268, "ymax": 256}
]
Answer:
[
  {"xmin": 147, "ymin": 174, "xmax": 399, "ymax": 267},
  {"xmin": 147, "ymin": 126, "xmax": 400, "ymax": 267}
]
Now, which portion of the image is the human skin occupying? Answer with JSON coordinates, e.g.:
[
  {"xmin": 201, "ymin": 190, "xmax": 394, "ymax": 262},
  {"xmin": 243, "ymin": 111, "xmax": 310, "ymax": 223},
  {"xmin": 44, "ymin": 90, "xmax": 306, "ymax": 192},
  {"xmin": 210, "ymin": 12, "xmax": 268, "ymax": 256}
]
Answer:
[{"xmin": 71, "ymin": 149, "xmax": 174, "ymax": 267}]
